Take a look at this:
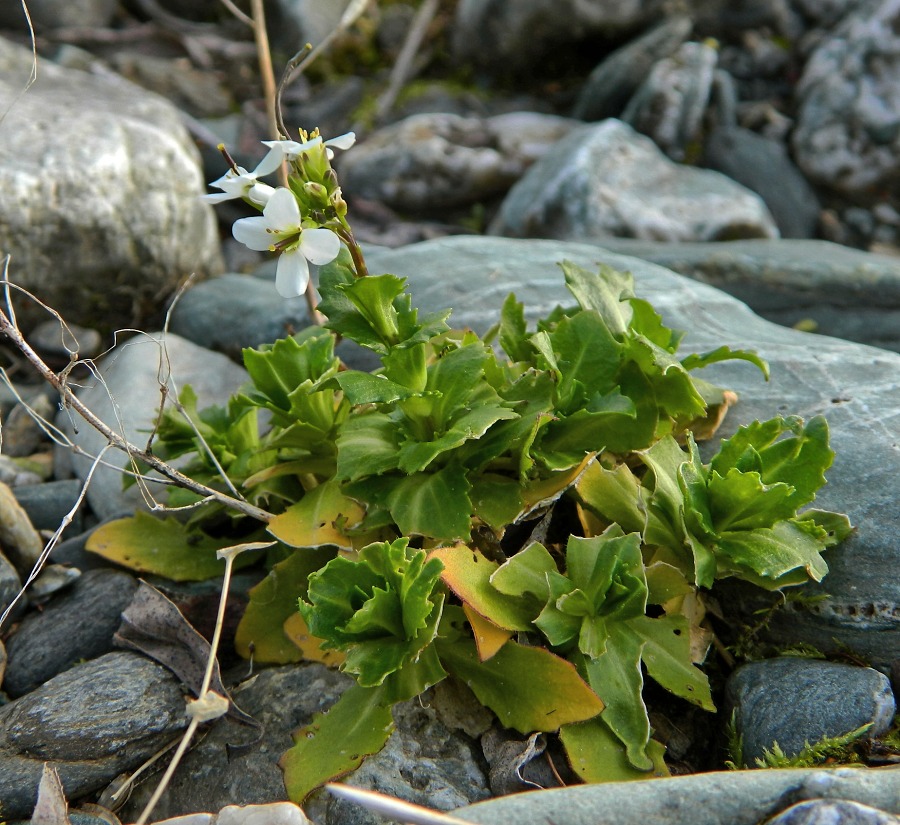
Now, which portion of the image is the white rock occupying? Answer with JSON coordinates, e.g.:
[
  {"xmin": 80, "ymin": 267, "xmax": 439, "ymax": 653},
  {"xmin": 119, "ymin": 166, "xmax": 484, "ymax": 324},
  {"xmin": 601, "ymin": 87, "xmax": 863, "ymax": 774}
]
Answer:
[{"xmin": 0, "ymin": 37, "xmax": 222, "ymax": 335}]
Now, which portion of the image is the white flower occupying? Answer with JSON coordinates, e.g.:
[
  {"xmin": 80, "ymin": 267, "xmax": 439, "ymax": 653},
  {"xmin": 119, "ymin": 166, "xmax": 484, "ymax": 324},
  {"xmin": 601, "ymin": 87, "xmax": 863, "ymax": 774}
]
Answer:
[
  {"xmin": 231, "ymin": 188, "xmax": 341, "ymax": 298},
  {"xmin": 201, "ymin": 166, "xmax": 275, "ymax": 206},
  {"xmin": 254, "ymin": 131, "xmax": 356, "ymax": 177}
]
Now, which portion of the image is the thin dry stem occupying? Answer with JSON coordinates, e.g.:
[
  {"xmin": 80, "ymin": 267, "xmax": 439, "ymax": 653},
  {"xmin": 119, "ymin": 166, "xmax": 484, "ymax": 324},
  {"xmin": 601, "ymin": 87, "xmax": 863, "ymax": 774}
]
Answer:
[
  {"xmin": 0, "ymin": 288, "xmax": 272, "ymax": 523},
  {"xmin": 217, "ymin": 0, "xmax": 253, "ymax": 27},
  {"xmin": 135, "ymin": 541, "xmax": 268, "ymax": 824},
  {"xmin": 374, "ymin": 0, "xmax": 439, "ymax": 123}
]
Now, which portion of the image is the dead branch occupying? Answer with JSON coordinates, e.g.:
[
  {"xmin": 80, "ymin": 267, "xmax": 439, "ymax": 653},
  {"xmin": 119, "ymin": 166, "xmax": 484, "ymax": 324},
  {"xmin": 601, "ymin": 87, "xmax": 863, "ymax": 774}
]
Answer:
[{"xmin": 0, "ymin": 302, "xmax": 273, "ymax": 524}]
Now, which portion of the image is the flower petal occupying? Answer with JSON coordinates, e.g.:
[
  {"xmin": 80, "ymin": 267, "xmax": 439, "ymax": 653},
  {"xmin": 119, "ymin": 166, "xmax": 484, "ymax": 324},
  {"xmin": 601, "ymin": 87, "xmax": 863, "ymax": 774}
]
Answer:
[
  {"xmin": 275, "ymin": 249, "xmax": 310, "ymax": 298},
  {"xmin": 232, "ymin": 216, "xmax": 275, "ymax": 251},
  {"xmin": 247, "ymin": 183, "xmax": 276, "ymax": 206},
  {"xmin": 200, "ymin": 192, "xmax": 234, "ymax": 203},
  {"xmin": 299, "ymin": 228, "xmax": 341, "ymax": 265},
  {"xmin": 263, "ymin": 188, "xmax": 301, "ymax": 231},
  {"xmin": 253, "ymin": 146, "xmax": 286, "ymax": 177},
  {"xmin": 326, "ymin": 132, "xmax": 356, "ymax": 150}
]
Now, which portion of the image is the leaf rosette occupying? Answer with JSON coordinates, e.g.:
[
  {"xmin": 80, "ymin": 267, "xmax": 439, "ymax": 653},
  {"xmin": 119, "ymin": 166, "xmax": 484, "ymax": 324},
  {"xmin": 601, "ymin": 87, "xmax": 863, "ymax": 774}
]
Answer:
[{"xmin": 299, "ymin": 538, "xmax": 446, "ymax": 687}]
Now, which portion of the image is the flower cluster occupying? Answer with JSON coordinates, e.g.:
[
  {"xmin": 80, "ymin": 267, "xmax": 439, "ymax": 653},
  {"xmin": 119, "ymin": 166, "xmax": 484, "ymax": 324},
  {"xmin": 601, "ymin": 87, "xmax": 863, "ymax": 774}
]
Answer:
[{"xmin": 203, "ymin": 129, "xmax": 355, "ymax": 298}]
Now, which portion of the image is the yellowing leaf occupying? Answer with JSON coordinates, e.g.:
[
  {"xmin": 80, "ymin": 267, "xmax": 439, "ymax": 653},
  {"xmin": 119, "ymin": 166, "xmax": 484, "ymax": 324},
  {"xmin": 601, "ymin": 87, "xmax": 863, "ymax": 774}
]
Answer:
[
  {"xmin": 430, "ymin": 544, "xmax": 534, "ymax": 631},
  {"xmin": 463, "ymin": 604, "xmax": 513, "ymax": 661},
  {"xmin": 283, "ymin": 612, "xmax": 345, "ymax": 667},
  {"xmin": 85, "ymin": 512, "xmax": 257, "ymax": 581},
  {"xmin": 437, "ymin": 637, "xmax": 604, "ymax": 733},
  {"xmin": 520, "ymin": 453, "xmax": 596, "ymax": 517},
  {"xmin": 268, "ymin": 480, "xmax": 365, "ymax": 549}
]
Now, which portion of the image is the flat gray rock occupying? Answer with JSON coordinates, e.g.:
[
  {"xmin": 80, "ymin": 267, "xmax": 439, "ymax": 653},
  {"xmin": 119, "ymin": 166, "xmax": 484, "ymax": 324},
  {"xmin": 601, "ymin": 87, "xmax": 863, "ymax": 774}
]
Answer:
[
  {"xmin": 363, "ymin": 236, "xmax": 900, "ymax": 667},
  {"xmin": 453, "ymin": 767, "xmax": 900, "ymax": 825},
  {"xmin": 726, "ymin": 658, "xmax": 896, "ymax": 765},
  {"xmin": 0, "ymin": 651, "xmax": 188, "ymax": 819},
  {"xmin": 0, "ymin": 37, "xmax": 222, "ymax": 335},
  {"xmin": 489, "ymin": 119, "xmax": 778, "ymax": 242}
]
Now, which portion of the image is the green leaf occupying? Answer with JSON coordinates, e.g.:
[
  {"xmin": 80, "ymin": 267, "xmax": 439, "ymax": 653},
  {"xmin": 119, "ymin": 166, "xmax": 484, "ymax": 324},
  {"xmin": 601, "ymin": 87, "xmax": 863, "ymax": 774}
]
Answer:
[
  {"xmin": 280, "ymin": 684, "xmax": 395, "ymax": 802},
  {"xmin": 335, "ymin": 411, "xmax": 402, "ymax": 481},
  {"xmin": 543, "ymin": 311, "xmax": 623, "ymax": 411},
  {"xmin": 469, "ymin": 474, "xmax": 525, "ymax": 533},
  {"xmin": 300, "ymin": 538, "xmax": 447, "ymax": 686},
  {"xmin": 397, "ymin": 402, "xmax": 517, "ymax": 474},
  {"xmin": 628, "ymin": 297, "xmax": 683, "ymax": 352},
  {"xmin": 342, "ymin": 596, "xmax": 445, "ymax": 687},
  {"xmin": 625, "ymin": 335, "xmax": 707, "ymax": 423},
  {"xmin": 795, "ymin": 509, "xmax": 854, "ymax": 547},
  {"xmin": 85, "ymin": 512, "xmax": 260, "ymax": 582},
  {"xmin": 534, "ymin": 391, "xmax": 636, "ymax": 469},
  {"xmin": 320, "ymin": 270, "xmax": 451, "ymax": 354},
  {"xmin": 582, "ymin": 628, "xmax": 652, "ymax": 770},
  {"xmin": 711, "ymin": 416, "xmax": 834, "ymax": 512},
  {"xmin": 498, "ymin": 292, "xmax": 533, "ymax": 363},
  {"xmin": 716, "ymin": 521, "xmax": 830, "ymax": 584},
  {"xmin": 437, "ymin": 634, "xmax": 604, "ymax": 733},
  {"xmin": 561, "ymin": 717, "xmax": 669, "ymax": 782},
  {"xmin": 423, "ymin": 342, "xmax": 491, "ymax": 430},
  {"xmin": 575, "ymin": 460, "xmax": 646, "ymax": 535},
  {"xmin": 707, "ymin": 468, "xmax": 797, "ymax": 532},
  {"xmin": 490, "ymin": 541, "xmax": 557, "ymax": 604},
  {"xmin": 644, "ymin": 561, "xmax": 692, "ymax": 605},
  {"xmin": 241, "ymin": 328, "xmax": 339, "ymax": 420},
  {"xmin": 334, "ymin": 371, "xmax": 420, "ymax": 405},
  {"xmin": 235, "ymin": 547, "xmax": 336, "ymax": 662},
  {"xmin": 681, "ymin": 345, "xmax": 769, "ymax": 379},
  {"xmin": 384, "ymin": 465, "xmax": 473, "ymax": 541},
  {"xmin": 534, "ymin": 571, "xmax": 581, "ymax": 648},
  {"xmin": 629, "ymin": 615, "xmax": 714, "ymax": 710},
  {"xmin": 560, "ymin": 261, "xmax": 634, "ymax": 337}
]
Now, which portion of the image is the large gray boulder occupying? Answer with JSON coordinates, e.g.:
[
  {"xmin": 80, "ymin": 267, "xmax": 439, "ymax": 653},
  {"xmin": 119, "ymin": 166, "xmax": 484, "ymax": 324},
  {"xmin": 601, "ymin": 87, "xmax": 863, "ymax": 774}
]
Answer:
[
  {"xmin": 489, "ymin": 120, "xmax": 779, "ymax": 242},
  {"xmin": 363, "ymin": 235, "xmax": 900, "ymax": 669},
  {"xmin": 792, "ymin": 0, "xmax": 900, "ymax": 200},
  {"xmin": 0, "ymin": 37, "xmax": 222, "ymax": 334}
]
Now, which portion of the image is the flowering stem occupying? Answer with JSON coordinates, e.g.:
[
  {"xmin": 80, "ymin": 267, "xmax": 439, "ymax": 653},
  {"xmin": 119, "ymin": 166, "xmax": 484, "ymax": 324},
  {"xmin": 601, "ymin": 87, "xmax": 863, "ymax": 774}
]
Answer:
[{"xmin": 337, "ymin": 226, "xmax": 370, "ymax": 279}]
